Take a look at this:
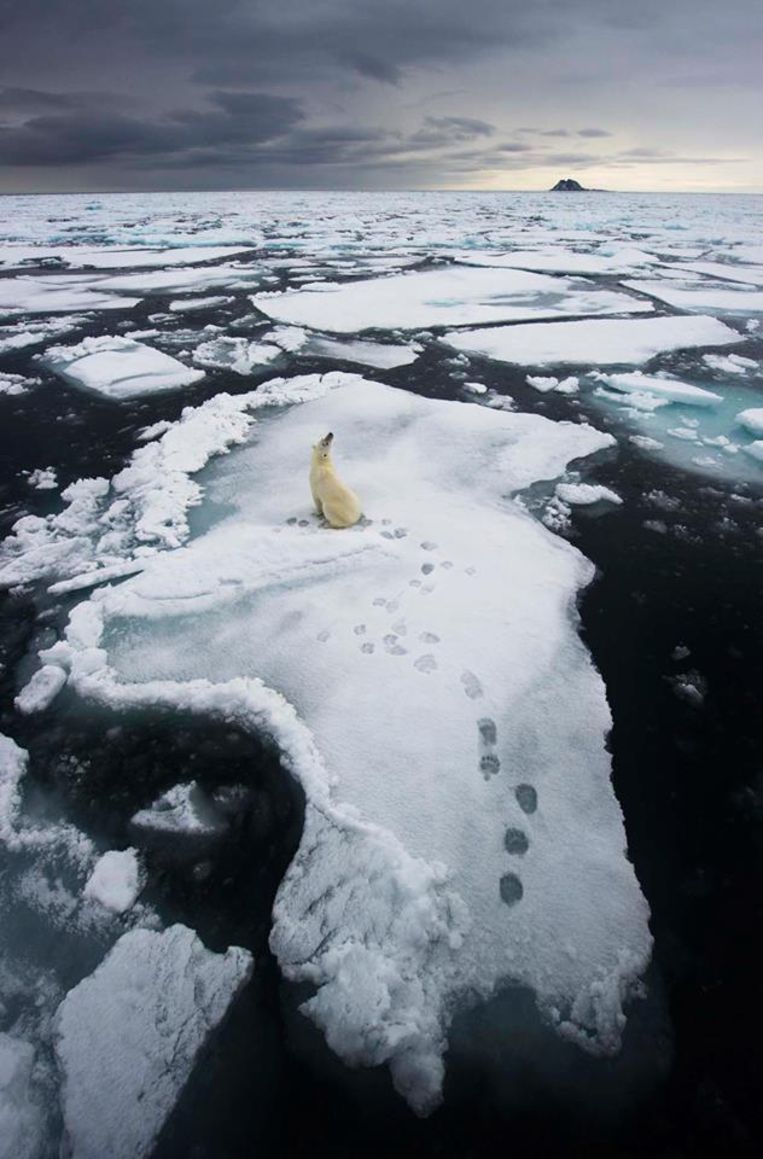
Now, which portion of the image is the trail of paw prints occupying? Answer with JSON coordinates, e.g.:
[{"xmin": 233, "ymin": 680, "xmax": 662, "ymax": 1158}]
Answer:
[
  {"xmin": 498, "ymin": 786, "xmax": 536, "ymax": 909},
  {"xmin": 478, "ymin": 717, "xmax": 500, "ymax": 780}
]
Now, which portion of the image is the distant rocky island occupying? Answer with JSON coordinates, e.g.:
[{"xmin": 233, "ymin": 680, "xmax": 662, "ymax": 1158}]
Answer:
[{"xmin": 550, "ymin": 177, "xmax": 605, "ymax": 192}]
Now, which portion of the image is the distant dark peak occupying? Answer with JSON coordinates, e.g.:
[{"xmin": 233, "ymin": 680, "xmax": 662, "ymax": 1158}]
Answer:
[{"xmin": 551, "ymin": 177, "xmax": 586, "ymax": 191}]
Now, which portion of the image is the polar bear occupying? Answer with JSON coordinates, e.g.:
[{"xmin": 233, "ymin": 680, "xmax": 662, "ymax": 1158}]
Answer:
[{"xmin": 309, "ymin": 432, "xmax": 362, "ymax": 528}]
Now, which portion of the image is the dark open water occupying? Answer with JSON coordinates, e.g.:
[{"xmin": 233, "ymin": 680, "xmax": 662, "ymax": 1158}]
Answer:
[{"xmin": 1, "ymin": 256, "xmax": 762, "ymax": 1158}]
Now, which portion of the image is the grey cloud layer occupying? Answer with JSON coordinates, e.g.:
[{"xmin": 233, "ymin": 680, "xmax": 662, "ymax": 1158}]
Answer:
[{"xmin": 0, "ymin": 0, "xmax": 760, "ymax": 189}]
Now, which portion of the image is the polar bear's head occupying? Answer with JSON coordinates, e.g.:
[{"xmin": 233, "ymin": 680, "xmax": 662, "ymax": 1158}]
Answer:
[{"xmin": 312, "ymin": 432, "xmax": 334, "ymax": 463}]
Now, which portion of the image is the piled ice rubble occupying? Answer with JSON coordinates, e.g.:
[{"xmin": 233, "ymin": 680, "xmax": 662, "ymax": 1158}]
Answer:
[
  {"xmin": 55, "ymin": 925, "xmax": 252, "ymax": 1158},
  {"xmin": 39, "ymin": 374, "xmax": 652, "ymax": 1114}
]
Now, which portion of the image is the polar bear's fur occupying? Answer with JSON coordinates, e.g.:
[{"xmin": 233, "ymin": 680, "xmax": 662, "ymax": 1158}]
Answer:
[{"xmin": 309, "ymin": 432, "xmax": 362, "ymax": 528}]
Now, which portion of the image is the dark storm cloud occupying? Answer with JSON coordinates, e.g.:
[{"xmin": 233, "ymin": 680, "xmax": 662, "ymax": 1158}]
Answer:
[
  {"xmin": 0, "ymin": 0, "xmax": 760, "ymax": 189},
  {"xmin": 0, "ymin": 91, "xmax": 304, "ymax": 166}
]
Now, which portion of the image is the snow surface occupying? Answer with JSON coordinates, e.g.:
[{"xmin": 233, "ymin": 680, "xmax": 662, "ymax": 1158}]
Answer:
[
  {"xmin": 0, "ymin": 1034, "xmax": 45, "ymax": 1159},
  {"xmin": 55, "ymin": 925, "xmax": 252, "ymax": 1159},
  {"xmin": 42, "ymin": 335, "xmax": 205, "ymax": 400},
  {"xmin": 444, "ymin": 314, "xmax": 740, "ymax": 366},
  {"xmin": 83, "ymin": 849, "xmax": 144, "ymax": 913},
  {"xmin": 252, "ymin": 265, "xmax": 652, "ymax": 333},
  {"xmin": 45, "ymin": 375, "xmax": 651, "ymax": 1114}
]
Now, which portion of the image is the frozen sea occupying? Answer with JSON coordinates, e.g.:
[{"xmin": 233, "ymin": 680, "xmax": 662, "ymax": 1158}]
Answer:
[{"xmin": 0, "ymin": 190, "xmax": 762, "ymax": 1158}]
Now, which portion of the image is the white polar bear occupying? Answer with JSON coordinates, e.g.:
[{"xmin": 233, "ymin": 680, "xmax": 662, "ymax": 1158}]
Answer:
[{"xmin": 309, "ymin": 432, "xmax": 362, "ymax": 528}]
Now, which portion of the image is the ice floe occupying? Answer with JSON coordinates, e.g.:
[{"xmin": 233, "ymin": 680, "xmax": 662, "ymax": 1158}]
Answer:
[
  {"xmin": 14, "ymin": 665, "xmax": 67, "ymax": 714},
  {"xmin": 0, "ymin": 276, "xmax": 138, "ymax": 317},
  {"xmin": 54, "ymin": 925, "xmax": 252, "ymax": 1158},
  {"xmin": 192, "ymin": 335, "xmax": 282, "ymax": 375},
  {"xmin": 452, "ymin": 247, "xmax": 656, "ymax": 276},
  {"xmin": 42, "ymin": 335, "xmax": 205, "ymax": 400},
  {"xmin": 735, "ymin": 408, "xmax": 763, "ymax": 436},
  {"xmin": 169, "ymin": 295, "xmax": 234, "ymax": 313},
  {"xmin": 555, "ymin": 482, "xmax": 622, "ymax": 506},
  {"xmin": 82, "ymin": 849, "xmax": 145, "ymax": 913},
  {"xmin": 27, "ymin": 467, "xmax": 58, "ymax": 490},
  {"xmin": 624, "ymin": 277, "xmax": 763, "ymax": 314},
  {"xmin": 0, "ymin": 373, "xmax": 38, "ymax": 397},
  {"xmin": 444, "ymin": 314, "xmax": 740, "ymax": 366},
  {"xmin": 0, "ymin": 315, "xmax": 89, "ymax": 354},
  {"xmin": 252, "ymin": 265, "xmax": 652, "ymax": 333},
  {"xmin": 0, "ymin": 243, "xmax": 253, "ymax": 270},
  {"xmin": 45, "ymin": 375, "xmax": 651, "ymax": 1114},
  {"xmin": 592, "ymin": 371, "xmax": 722, "ymax": 408}
]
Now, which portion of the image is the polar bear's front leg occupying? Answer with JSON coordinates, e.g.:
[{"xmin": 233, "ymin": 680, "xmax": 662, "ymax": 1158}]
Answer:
[{"xmin": 311, "ymin": 486, "xmax": 324, "ymax": 517}]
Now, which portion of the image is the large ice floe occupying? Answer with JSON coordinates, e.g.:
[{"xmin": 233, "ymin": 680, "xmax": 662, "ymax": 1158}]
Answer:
[
  {"xmin": 444, "ymin": 314, "xmax": 741, "ymax": 366},
  {"xmin": 252, "ymin": 264, "xmax": 652, "ymax": 332},
  {"xmin": 55, "ymin": 925, "xmax": 252, "ymax": 1158},
  {"xmin": 41, "ymin": 335, "xmax": 205, "ymax": 400},
  {"xmin": 39, "ymin": 373, "xmax": 652, "ymax": 1115},
  {"xmin": 0, "ymin": 275, "xmax": 139, "ymax": 317}
]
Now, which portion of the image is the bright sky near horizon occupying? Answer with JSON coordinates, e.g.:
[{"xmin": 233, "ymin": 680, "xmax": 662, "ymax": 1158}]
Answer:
[{"xmin": 0, "ymin": 0, "xmax": 761, "ymax": 193}]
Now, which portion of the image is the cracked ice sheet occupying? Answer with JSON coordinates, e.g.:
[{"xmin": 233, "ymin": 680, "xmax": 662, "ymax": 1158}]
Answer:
[
  {"xmin": 55, "ymin": 925, "xmax": 252, "ymax": 1159},
  {"xmin": 444, "ymin": 314, "xmax": 741, "ymax": 367},
  {"xmin": 251, "ymin": 265, "xmax": 653, "ymax": 333},
  {"xmin": 54, "ymin": 377, "xmax": 651, "ymax": 1114}
]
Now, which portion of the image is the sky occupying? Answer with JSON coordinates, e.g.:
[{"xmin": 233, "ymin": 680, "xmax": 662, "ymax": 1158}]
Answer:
[{"xmin": 0, "ymin": 0, "xmax": 761, "ymax": 193}]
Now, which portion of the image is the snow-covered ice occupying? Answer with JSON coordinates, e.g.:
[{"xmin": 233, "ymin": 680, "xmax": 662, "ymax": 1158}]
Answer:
[
  {"xmin": 526, "ymin": 375, "xmax": 579, "ymax": 395},
  {"xmin": 252, "ymin": 265, "xmax": 652, "ymax": 333},
  {"xmin": 735, "ymin": 409, "xmax": 763, "ymax": 436},
  {"xmin": 304, "ymin": 336, "xmax": 421, "ymax": 369},
  {"xmin": 169, "ymin": 295, "xmax": 234, "ymax": 313},
  {"xmin": 0, "ymin": 314, "xmax": 88, "ymax": 354},
  {"xmin": 42, "ymin": 335, "xmax": 205, "ymax": 400},
  {"xmin": 46, "ymin": 375, "xmax": 651, "ymax": 1114},
  {"xmin": 82, "ymin": 849, "xmax": 145, "ymax": 913},
  {"xmin": 624, "ymin": 277, "xmax": 763, "ymax": 314},
  {"xmin": 592, "ymin": 372, "xmax": 722, "ymax": 408},
  {"xmin": 55, "ymin": 925, "xmax": 252, "ymax": 1159},
  {"xmin": 131, "ymin": 783, "xmax": 227, "ymax": 839},
  {"xmin": 14, "ymin": 665, "xmax": 67, "ymax": 714},
  {"xmin": 0, "ymin": 243, "xmax": 253, "ymax": 270},
  {"xmin": 0, "ymin": 276, "xmax": 139, "ymax": 317},
  {"xmin": 27, "ymin": 467, "xmax": 58, "ymax": 490},
  {"xmin": 0, "ymin": 1034, "xmax": 46, "ymax": 1159},
  {"xmin": 555, "ymin": 482, "xmax": 622, "ymax": 506},
  {"xmin": 444, "ymin": 314, "xmax": 741, "ymax": 367},
  {"xmin": 452, "ymin": 247, "xmax": 657, "ymax": 276}
]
